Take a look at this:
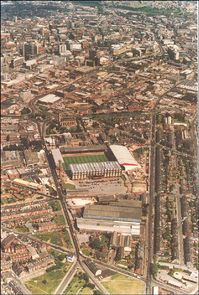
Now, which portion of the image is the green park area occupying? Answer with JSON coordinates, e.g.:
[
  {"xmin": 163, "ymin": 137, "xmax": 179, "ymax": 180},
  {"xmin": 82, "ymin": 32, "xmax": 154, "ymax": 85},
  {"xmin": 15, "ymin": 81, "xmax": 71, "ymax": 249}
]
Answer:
[
  {"xmin": 63, "ymin": 153, "xmax": 108, "ymax": 170},
  {"xmin": 35, "ymin": 229, "xmax": 73, "ymax": 250},
  {"xmin": 118, "ymin": 5, "xmax": 182, "ymax": 16},
  {"xmin": 62, "ymin": 182, "xmax": 76, "ymax": 190},
  {"xmin": 25, "ymin": 250, "xmax": 72, "ymax": 294},
  {"xmin": 101, "ymin": 274, "xmax": 145, "ymax": 295},
  {"xmin": 64, "ymin": 271, "xmax": 97, "ymax": 295}
]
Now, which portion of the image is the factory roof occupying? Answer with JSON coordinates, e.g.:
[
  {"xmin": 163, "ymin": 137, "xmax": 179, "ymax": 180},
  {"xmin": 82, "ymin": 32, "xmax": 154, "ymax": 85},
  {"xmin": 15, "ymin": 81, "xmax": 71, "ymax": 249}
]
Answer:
[
  {"xmin": 109, "ymin": 145, "xmax": 140, "ymax": 169},
  {"xmin": 77, "ymin": 218, "xmax": 140, "ymax": 235},
  {"xmin": 83, "ymin": 203, "xmax": 142, "ymax": 222},
  {"xmin": 109, "ymin": 199, "xmax": 142, "ymax": 208}
]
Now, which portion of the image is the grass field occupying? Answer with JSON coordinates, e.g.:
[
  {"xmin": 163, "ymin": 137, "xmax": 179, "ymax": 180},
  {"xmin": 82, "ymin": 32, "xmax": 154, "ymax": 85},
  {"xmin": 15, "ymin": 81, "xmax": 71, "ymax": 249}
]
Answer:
[
  {"xmin": 102, "ymin": 274, "xmax": 145, "ymax": 295},
  {"xmin": 62, "ymin": 183, "xmax": 76, "ymax": 190},
  {"xmin": 63, "ymin": 272, "xmax": 87, "ymax": 295},
  {"xmin": 63, "ymin": 153, "xmax": 108, "ymax": 170},
  {"xmin": 35, "ymin": 229, "xmax": 73, "ymax": 249},
  {"xmin": 80, "ymin": 287, "xmax": 93, "ymax": 294},
  {"xmin": 63, "ymin": 271, "xmax": 96, "ymax": 295},
  {"xmin": 25, "ymin": 250, "xmax": 71, "ymax": 294}
]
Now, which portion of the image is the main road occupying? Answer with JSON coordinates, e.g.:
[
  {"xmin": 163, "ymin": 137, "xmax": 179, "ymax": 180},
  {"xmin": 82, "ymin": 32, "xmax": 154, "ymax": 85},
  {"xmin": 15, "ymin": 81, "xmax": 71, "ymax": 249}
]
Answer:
[
  {"xmin": 37, "ymin": 122, "xmax": 109, "ymax": 294},
  {"xmin": 145, "ymin": 111, "xmax": 156, "ymax": 295},
  {"xmin": 54, "ymin": 261, "xmax": 78, "ymax": 295}
]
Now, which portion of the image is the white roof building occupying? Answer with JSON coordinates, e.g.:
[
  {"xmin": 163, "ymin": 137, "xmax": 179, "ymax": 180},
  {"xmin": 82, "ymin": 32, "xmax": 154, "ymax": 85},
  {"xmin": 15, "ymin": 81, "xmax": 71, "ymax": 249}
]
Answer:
[
  {"xmin": 77, "ymin": 218, "xmax": 140, "ymax": 235},
  {"xmin": 109, "ymin": 145, "xmax": 141, "ymax": 171},
  {"xmin": 51, "ymin": 148, "xmax": 64, "ymax": 166},
  {"xmin": 38, "ymin": 94, "xmax": 61, "ymax": 104},
  {"xmin": 13, "ymin": 178, "xmax": 42, "ymax": 190}
]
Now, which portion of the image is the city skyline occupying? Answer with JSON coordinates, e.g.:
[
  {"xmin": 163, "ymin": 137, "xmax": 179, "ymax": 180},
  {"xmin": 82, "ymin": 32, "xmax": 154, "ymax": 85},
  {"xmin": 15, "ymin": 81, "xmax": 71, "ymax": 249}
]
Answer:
[{"xmin": 1, "ymin": 1, "xmax": 198, "ymax": 295}]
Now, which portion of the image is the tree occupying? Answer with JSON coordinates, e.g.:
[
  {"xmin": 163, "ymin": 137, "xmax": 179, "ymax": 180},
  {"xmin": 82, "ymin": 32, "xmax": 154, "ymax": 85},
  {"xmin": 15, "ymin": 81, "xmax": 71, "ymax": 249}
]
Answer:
[
  {"xmin": 80, "ymin": 273, "xmax": 89, "ymax": 283},
  {"xmin": 115, "ymin": 247, "xmax": 122, "ymax": 261},
  {"xmin": 86, "ymin": 283, "xmax": 95, "ymax": 289},
  {"xmin": 90, "ymin": 238, "xmax": 102, "ymax": 250},
  {"xmin": 42, "ymin": 279, "xmax": 47, "ymax": 285},
  {"xmin": 151, "ymin": 262, "xmax": 160, "ymax": 278},
  {"xmin": 92, "ymin": 122, "xmax": 99, "ymax": 128},
  {"xmin": 50, "ymin": 200, "xmax": 61, "ymax": 211},
  {"xmin": 93, "ymin": 290, "xmax": 103, "ymax": 295},
  {"xmin": 21, "ymin": 107, "xmax": 31, "ymax": 115}
]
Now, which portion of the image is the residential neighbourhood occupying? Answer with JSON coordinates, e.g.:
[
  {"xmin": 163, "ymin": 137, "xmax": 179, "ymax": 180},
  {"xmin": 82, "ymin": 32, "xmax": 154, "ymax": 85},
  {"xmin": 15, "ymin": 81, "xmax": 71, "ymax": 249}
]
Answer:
[{"xmin": 1, "ymin": 1, "xmax": 198, "ymax": 295}]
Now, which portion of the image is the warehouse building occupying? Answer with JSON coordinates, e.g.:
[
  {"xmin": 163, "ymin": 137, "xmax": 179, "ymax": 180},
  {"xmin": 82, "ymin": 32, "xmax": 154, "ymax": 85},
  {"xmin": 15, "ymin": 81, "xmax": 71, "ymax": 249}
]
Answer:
[
  {"xmin": 83, "ymin": 202, "xmax": 142, "ymax": 222},
  {"xmin": 109, "ymin": 145, "xmax": 141, "ymax": 171},
  {"xmin": 69, "ymin": 161, "xmax": 121, "ymax": 180},
  {"xmin": 77, "ymin": 200, "xmax": 142, "ymax": 235},
  {"xmin": 77, "ymin": 218, "xmax": 140, "ymax": 235},
  {"xmin": 38, "ymin": 94, "xmax": 61, "ymax": 105}
]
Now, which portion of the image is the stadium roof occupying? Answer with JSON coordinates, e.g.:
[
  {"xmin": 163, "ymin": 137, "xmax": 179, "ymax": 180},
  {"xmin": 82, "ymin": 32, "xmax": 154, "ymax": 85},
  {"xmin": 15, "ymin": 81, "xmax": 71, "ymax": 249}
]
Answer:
[
  {"xmin": 70, "ymin": 161, "xmax": 121, "ymax": 173},
  {"xmin": 60, "ymin": 145, "xmax": 106, "ymax": 153},
  {"xmin": 109, "ymin": 145, "xmax": 141, "ymax": 170}
]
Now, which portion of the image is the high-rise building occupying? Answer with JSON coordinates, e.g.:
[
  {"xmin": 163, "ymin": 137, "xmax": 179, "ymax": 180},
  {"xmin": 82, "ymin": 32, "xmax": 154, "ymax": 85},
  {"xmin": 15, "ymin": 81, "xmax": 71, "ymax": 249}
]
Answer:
[
  {"xmin": 22, "ymin": 42, "xmax": 39, "ymax": 60},
  {"xmin": 59, "ymin": 44, "xmax": 67, "ymax": 55}
]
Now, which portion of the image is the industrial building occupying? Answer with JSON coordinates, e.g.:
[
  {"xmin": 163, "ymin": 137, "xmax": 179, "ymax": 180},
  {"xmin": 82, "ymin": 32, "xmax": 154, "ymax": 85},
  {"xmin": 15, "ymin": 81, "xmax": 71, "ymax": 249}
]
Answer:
[
  {"xmin": 13, "ymin": 178, "xmax": 42, "ymax": 191},
  {"xmin": 77, "ymin": 200, "xmax": 142, "ymax": 235},
  {"xmin": 69, "ymin": 161, "xmax": 121, "ymax": 180},
  {"xmin": 109, "ymin": 145, "xmax": 141, "ymax": 171},
  {"xmin": 77, "ymin": 218, "xmax": 140, "ymax": 235},
  {"xmin": 38, "ymin": 94, "xmax": 61, "ymax": 105},
  {"xmin": 84, "ymin": 201, "xmax": 142, "ymax": 222}
]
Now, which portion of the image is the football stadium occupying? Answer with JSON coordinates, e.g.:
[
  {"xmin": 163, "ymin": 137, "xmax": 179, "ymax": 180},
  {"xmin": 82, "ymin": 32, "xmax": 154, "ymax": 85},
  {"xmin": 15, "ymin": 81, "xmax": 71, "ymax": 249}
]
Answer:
[{"xmin": 52, "ymin": 145, "xmax": 140, "ymax": 180}]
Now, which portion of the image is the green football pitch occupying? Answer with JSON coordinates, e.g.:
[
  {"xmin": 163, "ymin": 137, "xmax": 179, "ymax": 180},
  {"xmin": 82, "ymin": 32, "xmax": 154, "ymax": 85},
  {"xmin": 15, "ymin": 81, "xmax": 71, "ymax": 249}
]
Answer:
[{"xmin": 63, "ymin": 154, "xmax": 108, "ymax": 170}]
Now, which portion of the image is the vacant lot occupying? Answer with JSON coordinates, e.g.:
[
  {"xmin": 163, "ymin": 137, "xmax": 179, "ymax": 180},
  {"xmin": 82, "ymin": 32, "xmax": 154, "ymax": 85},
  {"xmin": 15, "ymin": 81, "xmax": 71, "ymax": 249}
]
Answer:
[
  {"xmin": 75, "ymin": 177, "xmax": 127, "ymax": 195},
  {"xmin": 35, "ymin": 229, "xmax": 73, "ymax": 249},
  {"xmin": 63, "ymin": 153, "xmax": 108, "ymax": 170},
  {"xmin": 102, "ymin": 274, "xmax": 145, "ymax": 295}
]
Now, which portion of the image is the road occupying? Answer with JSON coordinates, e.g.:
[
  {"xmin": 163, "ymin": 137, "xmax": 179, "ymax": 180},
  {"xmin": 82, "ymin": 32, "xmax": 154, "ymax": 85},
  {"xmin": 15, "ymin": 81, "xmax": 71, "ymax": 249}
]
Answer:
[
  {"xmin": 27, "ymin": 58, "xmax": 189, "ymax": 295},
  {"xmin": 84, "ymin": 256, "xmax": 146, "ymax": 282},
  {"xmin": 81, "ymin": 261, "xmax": 110, "ymax": 295},
  {"xmin": 145, "ymin": 111, "xmax": 156, "ymax": 295},
  {"xmin": 171, "ymin": 127, "xmax": 184, "ymax": 264},
  {"xmin": 2, "ymin": 271, "xmax": 32, "ymax": 295},
  {"xmin": 145, "ymin": 82, "xmax": 187, "ymax": 293},
  {"xmin": 36, "ymin": 123, "xmax": 109, "ymax": 294},
  {"xmin": 152, "ymin": 278, "xmax": 188, "ymax": 295},
  {"xmin": 54, "ymin": 261, "xmax": 78, "ymax": 295},
  {"xmin": 156, "ymin": 143, "xmax": 198, "ymax": 161}
]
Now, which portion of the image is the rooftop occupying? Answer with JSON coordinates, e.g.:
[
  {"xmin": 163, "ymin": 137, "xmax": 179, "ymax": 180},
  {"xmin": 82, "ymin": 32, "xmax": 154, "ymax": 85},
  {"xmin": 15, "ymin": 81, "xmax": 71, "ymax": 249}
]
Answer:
[{"xmin": 38, "ymin": 94, "xmax": 61, "ymax": 104}]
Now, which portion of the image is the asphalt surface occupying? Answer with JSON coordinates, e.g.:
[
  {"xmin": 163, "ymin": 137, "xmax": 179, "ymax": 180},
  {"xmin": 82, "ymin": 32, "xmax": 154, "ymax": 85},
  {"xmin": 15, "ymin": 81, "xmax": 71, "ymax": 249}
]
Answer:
[
  {"xmin": 146, "ymin": 111, "xmax": 156, "ymax": 295},
  {"xmin": 54, "ymin": 261, "xmax": 78, "ymax": 295},
  {"xmin": 37, "ymin": 123, "xmax": 109, "ymax": 294}
]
